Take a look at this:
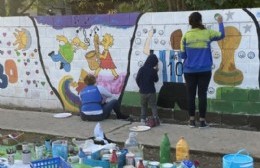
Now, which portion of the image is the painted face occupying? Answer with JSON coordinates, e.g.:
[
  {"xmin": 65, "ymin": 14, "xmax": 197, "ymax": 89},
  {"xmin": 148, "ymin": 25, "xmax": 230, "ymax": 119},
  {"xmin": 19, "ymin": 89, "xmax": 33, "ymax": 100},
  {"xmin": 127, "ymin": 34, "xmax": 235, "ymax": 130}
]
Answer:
[
  {"xmin": 72, "ymin": 37, "xmax": 87, "ymax": 50},
  {"xmin": 71, "ymin": 37, "xmax": 81, "ymax": 50},
  {"xmin": 101, "ymin": 36, "xmax": 109, "ymax": 47},
  {"xmin": 101, "ymin": 34, "xmax": 114, "ymax": 49}
]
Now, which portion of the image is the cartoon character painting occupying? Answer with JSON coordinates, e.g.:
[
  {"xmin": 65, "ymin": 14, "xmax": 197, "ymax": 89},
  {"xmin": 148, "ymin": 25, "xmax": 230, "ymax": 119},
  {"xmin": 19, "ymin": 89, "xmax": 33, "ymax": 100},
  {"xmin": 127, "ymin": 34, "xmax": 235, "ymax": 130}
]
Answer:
[
  {"xmin": 48, "ymin": 35, "xmax": 88, "ymax": 72},
  {"xmin": 94, "ymin": 33, "xmax": 119, "ymax": 79}
]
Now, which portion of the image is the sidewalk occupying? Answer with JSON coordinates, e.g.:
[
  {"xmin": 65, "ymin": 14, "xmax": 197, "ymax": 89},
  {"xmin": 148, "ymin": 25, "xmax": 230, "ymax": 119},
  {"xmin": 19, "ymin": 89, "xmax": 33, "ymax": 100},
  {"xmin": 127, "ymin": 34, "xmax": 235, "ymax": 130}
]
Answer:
[{"xmin": 0, "ymin": 108, "xmax": 259, "ymax": 159}]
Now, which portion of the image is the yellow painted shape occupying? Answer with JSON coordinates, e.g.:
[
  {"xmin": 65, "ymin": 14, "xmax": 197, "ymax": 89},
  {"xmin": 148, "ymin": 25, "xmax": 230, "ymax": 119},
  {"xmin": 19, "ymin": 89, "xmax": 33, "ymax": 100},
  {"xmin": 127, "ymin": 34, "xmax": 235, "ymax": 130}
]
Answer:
[{"xmin": 58, "ymin": 75, "xmax": 79, "ymax": 113}]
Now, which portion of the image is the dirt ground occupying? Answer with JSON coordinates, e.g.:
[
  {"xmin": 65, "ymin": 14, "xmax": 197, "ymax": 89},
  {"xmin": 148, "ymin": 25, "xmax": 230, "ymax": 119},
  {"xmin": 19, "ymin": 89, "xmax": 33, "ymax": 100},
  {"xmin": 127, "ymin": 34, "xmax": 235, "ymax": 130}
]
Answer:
[{"xmin": 0, "ymin": 129, "xmax": 259, "ymax": 168}]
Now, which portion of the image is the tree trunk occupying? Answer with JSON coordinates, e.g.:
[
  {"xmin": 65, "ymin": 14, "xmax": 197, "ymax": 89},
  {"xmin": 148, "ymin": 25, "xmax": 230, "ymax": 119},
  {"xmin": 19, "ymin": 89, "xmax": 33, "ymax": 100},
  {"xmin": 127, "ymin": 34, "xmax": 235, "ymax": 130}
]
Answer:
[
  {"xmin": 0, "ymin": 0, "xmax": 6, "ymax": 16},
  {"xmin": 172, "ymin": 0, "xmax": 187, "ymax": 11},
  {"xmin": 166, "ymin": 0, "xmax": 173, "ymax": 11},
  {"xmin": 150, "ymin": 0, "xmax": 157, "ymax": 12},
  {"xmin": 7, "ymin": 0, "xmax": 21, "ymax": 16},
  {"xmin": 181, "ymin": 0, "xmax": 187, "ymax": 10},
  {"xmin": 19, "ymin": 0, "xmax": 37, "ymax": 15}
]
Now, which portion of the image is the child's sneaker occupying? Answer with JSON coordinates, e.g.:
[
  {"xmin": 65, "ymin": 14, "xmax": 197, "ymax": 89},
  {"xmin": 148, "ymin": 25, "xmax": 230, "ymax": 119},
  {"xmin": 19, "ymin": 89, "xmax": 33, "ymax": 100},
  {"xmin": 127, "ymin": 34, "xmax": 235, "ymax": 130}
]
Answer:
[
  {"xmin": 145, "ymin": 116, "xmax": 160, "ymax": 127},
  {"xmin": 199, "ymin": 120, "xmax": 209, "ymax": 128},
  {"xmin": 188, "ymin": 120, "xmax": 196, "ymax": 128},
  {"xmin": 145, "ymin": 117, "xmax": 156, "ymax": 127}
]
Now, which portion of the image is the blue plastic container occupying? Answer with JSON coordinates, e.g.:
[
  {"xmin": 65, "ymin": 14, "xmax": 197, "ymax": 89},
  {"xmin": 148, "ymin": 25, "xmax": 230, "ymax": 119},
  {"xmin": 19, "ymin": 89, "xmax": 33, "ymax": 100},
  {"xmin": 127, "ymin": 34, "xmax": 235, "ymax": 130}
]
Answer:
[
  {"xmin": 30, "ymin": 157, "xmax": 72, "ymax": 168},
  {"xmin": 52, "ymin": 140, "xmax": 68, "ymax": 161},
  {"xmin": 83, "ymin": 149, "xmax": 127, "ymax": 168},
  {"xmin": 223, "ymin": 149, "xmax": 253, "ymax": 168}
]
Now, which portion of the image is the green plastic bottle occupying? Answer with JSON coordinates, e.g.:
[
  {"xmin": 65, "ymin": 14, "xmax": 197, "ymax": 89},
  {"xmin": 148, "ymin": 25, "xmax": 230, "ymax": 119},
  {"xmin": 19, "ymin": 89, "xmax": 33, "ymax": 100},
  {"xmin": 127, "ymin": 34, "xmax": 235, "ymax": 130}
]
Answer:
[{"xmin": 160, "ymin": 133, "xmax": 171, "ymax": 163}]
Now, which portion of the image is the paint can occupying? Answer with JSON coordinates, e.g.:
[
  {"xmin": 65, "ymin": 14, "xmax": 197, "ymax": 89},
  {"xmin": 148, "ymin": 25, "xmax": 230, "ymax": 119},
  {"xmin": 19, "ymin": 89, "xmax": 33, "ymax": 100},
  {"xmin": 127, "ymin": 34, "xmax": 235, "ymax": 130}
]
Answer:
[
  {"xmin": 35, "ymin": 144, "xmax": 45, "ymax": 160},
  {"xmin": 22, "ymin": 150, "xmax": 31, "ymax": 164},
  {"xmin": 22, "ymin": 142, "xmax": 30, "ymax": 151},
  {"xmin": 7, "ymin": 153, "xmax": 15, "ymax": 165},
  {"xmin": 68, "ymin": 155, "xmax": 79, "ymax": 164}
]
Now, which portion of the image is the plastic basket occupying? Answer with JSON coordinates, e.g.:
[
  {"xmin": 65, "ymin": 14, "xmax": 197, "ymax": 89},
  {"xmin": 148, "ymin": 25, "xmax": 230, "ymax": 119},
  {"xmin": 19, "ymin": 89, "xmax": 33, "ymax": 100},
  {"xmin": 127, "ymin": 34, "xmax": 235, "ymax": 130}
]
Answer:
[{"xmin": 30, "ymin": 157, "xmax": 72, "ymax": 168}]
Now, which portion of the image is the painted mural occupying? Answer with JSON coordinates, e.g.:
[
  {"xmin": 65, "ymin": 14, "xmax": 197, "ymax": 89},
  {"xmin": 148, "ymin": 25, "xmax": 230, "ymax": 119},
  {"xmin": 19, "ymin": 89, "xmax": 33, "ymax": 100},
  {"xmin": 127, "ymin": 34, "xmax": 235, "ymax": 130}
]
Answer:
[
  {"xmin": 214, "ymin": 26, "xmax": 243, "ymax": 85},
  {"xmin": 33, "ymin": 13, "xmax": 139, "ymax": 112},
  {"xmin": 0, "ymin": 9, "xmax": 259, "ymax": 115}
]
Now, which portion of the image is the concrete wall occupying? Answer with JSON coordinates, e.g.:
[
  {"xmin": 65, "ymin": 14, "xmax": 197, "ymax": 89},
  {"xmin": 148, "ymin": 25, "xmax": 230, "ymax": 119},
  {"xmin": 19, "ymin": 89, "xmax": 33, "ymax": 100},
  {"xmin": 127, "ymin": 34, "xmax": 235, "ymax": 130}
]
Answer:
[{"xmin": 0, "ymin": 8, "xmax": 259, "ymax": 115}]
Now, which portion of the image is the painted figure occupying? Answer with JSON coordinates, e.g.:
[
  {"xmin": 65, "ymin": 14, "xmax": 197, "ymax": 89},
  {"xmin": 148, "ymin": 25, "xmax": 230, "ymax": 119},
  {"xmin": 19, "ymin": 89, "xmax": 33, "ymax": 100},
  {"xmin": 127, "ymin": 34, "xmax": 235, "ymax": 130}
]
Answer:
[
  {"xmin": 170, "ymin": 29, "xmax": 184, "ymax": 83},
  {"xmin": 143, "ymin": 28, "xmax": 154, "ymax": 56},
  {"xmin": 94, "ymin": 33, "xmax": 118, "ymax": 79},
  {"xmin": 159, "ymin": 50, "xmax": 167, "ymax": 82},
  {"xmin": 48, "ymin": 35, "xmax": 88, "ymax": 72},
  {"xmin": 168, "ymin": 51, "xmax": 176, "ymax": 82}
]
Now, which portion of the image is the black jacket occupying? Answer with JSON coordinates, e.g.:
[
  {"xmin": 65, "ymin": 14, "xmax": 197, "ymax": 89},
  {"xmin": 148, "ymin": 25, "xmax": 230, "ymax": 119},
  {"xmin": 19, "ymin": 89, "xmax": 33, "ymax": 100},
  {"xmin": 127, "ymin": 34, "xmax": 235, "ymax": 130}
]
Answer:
[{"xmin": 136, "ymin": 54, "xmax": 159, "ymax": 94}]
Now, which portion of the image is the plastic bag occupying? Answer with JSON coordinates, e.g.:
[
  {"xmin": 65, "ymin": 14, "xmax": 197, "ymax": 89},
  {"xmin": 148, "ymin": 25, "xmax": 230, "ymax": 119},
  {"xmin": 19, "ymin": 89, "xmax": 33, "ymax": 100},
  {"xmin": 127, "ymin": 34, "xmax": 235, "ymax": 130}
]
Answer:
[
  {"xmin": 93, "ymin": 122, "xmax": 109, "ymax": 144},
  {"xmin": 87, "ymin": 122, "xmax": 115, "ymax": 145},
  {"xmin": 94, "ymin": 122, "xmax": 104, "ymax": 140}
]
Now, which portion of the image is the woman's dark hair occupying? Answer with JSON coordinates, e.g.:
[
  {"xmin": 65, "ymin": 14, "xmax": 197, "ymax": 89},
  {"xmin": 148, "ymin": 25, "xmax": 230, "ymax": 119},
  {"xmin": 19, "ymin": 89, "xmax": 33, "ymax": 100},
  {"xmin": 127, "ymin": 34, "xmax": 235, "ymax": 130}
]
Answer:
[
  {"xmin": 84, "ymin": 74, "xmax": 96, "ymax": 85},
  {"xmin": 189, "ymin": 12, "xmax": 206, "ymax": 29}
]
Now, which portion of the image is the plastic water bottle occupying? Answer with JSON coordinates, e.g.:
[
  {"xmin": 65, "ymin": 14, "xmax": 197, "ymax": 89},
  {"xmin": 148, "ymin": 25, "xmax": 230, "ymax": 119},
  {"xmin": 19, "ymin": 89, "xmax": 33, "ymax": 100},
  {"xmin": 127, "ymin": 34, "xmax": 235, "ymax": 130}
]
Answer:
[
  {"xmin": 78, "ymin": 147, "xmax": 85, "ymax": 164},
  {"xmin": 176, "ymin": 136, "xmax": 189, "ymax": 162},
  {"xmin": 137, "ymin": 159, "xmax": 145, "ymax": 168},
  {"xmin": 160, "ymin": 133, "xmax": 171, "ymax": 163},
  {"xmin": 124, "ymin": 132, "xmax": 143, "ymax": 158}
]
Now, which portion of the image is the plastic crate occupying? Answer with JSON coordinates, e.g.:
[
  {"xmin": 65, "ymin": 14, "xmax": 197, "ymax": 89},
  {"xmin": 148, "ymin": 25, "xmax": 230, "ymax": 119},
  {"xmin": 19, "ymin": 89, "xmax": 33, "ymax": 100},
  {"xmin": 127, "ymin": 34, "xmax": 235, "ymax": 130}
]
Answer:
[
  {"xmin": 83, "ymin": 149, "xmax": 127, "ymax": 168},
  {"xmin": 30, "ymin": 157, "xmax": 72, "ymax": 168},
  {"xmin": 84, "ymin": 158, "xmax": 110, "ymax": 168}
]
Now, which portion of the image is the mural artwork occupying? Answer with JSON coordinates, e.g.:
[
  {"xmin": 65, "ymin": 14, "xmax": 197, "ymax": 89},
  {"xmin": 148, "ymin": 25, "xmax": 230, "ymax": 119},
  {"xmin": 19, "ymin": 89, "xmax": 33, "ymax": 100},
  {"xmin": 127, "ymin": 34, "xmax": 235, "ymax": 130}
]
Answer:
[
  {"xmin": 0, "ymin": 9, "xmax": 259, "ymax": 115},
  {"xmin": 48, "ymin": 35, "xmax": 88, "ymax": 72},
  {"xmin": 214, "ymin": 26, "xmax": 244, "ymax": 86}
]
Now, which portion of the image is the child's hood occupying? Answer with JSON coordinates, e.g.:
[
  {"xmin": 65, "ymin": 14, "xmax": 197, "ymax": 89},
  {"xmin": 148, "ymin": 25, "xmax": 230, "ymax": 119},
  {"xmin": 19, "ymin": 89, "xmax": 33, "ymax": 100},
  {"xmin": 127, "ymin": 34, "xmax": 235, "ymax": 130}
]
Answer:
[{"xmin": 144, "ymin": 54, "xmax": 158, "ymax": 68}]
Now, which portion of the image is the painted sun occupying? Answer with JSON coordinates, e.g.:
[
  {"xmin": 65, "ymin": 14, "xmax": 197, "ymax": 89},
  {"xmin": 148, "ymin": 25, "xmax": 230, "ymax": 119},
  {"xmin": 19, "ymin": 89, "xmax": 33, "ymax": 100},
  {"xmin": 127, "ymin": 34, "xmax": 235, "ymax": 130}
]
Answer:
[{"xmin": 13, "ymin": 28, "xmax": 32, "ymax": 51}]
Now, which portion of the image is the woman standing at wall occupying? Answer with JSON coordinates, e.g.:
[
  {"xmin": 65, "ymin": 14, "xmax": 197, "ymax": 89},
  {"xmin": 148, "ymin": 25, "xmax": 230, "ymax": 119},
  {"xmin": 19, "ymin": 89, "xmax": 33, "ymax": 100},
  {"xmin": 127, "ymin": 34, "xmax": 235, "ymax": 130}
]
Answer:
[{"xmin": 180, "ymin": 12, "xmax": 225, "ymax": 128}]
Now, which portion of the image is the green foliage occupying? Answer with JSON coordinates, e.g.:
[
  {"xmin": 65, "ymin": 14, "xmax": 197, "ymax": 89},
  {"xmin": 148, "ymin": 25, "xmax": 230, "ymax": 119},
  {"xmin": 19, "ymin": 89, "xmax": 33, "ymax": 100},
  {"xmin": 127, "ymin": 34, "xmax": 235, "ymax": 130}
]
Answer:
[
  {"xmin": 117, "ymin": 0, "xmax": 260, "ymax": 14},
  {"xmin": 3, "ymin": 0, "xmax": 260, "ymax": 16},
  {"xmin": 116, "ymin": 0, "xmax": 169, "ymax": 13},
  {"xmin": 117, "ymin": 2, "xmax": 135, "ymax": 13},
  {"xmin": 6, "ymin": 0, "xmax": 24, "ymax": 16},
  {"xmin": 1, "ymin": 0, "xmax": 66, "ymax": 16},
  {"xmin": 184, "ymin": 0, "xmax": 260, "ymax": 10},
  {"xmin": 135, "ymin": 0, "xmax": 153, "ymax": 12}
]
